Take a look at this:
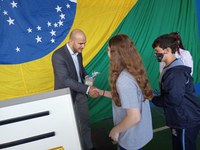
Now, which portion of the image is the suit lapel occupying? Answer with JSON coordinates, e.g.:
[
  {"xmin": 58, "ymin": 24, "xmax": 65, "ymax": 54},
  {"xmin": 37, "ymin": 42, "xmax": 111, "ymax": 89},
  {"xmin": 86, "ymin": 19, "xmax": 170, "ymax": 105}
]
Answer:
[{"xmin": 77, "ymin": 54, "xmax": 83, "ymax": 77}]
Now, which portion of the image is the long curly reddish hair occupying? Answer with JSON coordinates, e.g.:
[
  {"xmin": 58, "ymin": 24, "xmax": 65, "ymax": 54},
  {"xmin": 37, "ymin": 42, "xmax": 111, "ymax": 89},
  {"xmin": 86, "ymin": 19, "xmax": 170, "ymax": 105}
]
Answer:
[{"xmin": 108, "ymin": 34, "xmax": 153, "ymax": 106}]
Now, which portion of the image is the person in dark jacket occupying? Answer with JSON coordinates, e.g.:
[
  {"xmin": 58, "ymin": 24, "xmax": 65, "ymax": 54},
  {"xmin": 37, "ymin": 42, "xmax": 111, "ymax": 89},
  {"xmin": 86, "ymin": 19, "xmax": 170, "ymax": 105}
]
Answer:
[{"xmin": 152, "ymin": 34, "xmax": 200, "ymax": 150}]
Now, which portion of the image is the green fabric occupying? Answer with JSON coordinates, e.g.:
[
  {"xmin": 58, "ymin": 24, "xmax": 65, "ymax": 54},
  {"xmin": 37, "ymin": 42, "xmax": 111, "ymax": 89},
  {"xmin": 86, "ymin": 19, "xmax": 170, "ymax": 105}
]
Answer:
[{"xmin": 86, "ymin": 0, "xmax": 200, "ymax": 123}]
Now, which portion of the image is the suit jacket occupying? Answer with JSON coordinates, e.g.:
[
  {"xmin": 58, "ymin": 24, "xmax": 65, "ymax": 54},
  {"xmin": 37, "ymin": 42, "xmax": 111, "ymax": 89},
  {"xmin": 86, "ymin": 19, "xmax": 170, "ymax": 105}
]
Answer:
[{"xmin": 52, "ymin": 45, "xmax": 88, "ymax": 101}]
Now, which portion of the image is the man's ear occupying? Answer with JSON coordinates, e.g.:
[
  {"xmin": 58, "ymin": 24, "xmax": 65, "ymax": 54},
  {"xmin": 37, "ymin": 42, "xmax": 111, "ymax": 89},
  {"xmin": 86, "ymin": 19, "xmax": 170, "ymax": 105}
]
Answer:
[
  {"xmin": 68, "ymin": 39, "xmax": 74, "ymax": 46},
  {"xmin": 69, "ymin": 39, "xmax": 73, "ymax": 43}
]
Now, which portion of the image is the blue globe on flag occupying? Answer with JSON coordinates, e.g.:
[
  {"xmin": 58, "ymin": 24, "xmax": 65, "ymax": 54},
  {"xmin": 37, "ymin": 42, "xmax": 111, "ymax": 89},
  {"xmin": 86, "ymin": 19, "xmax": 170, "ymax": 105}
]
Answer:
[{"xmin": 0, "ymin": 0, "xmax": 76, "ymax": 64}]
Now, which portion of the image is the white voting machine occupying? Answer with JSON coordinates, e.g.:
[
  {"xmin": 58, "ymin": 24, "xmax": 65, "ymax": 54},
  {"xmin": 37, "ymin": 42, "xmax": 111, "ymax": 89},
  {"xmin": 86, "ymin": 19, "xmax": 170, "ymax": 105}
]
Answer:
[{"xmin": 0, "ymin": 88, "xmax": 82, "ymax": 150}]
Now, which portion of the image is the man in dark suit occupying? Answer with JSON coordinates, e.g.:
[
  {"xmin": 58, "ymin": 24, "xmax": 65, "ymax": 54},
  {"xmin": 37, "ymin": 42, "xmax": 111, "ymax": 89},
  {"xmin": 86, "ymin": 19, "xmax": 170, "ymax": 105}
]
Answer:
[{"xmin": 52, "ymin": 29, "xmax": 99, "ymax": 150}]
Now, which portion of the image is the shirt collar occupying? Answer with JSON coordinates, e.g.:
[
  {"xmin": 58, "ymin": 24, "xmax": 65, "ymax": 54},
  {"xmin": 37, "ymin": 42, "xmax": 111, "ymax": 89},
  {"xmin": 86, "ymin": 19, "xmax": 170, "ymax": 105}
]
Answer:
[{"xmin": 66, "ymin": 43, "xmax": 78, "ymax": 56}]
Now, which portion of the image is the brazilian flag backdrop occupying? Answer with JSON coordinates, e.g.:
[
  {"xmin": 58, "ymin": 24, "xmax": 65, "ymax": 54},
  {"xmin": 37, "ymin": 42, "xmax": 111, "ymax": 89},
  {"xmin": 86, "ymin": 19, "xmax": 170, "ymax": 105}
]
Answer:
[{"xmin": 0, "ymin": 0, "xmax": 200, "ymax": 123}]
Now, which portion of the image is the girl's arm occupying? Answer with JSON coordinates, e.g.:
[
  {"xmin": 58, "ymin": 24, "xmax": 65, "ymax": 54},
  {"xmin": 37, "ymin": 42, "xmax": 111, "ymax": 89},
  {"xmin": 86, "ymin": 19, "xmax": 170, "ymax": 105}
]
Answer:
[{"xmin": 109, "ymin": 108, "xmax": 140, "ymax": 141}]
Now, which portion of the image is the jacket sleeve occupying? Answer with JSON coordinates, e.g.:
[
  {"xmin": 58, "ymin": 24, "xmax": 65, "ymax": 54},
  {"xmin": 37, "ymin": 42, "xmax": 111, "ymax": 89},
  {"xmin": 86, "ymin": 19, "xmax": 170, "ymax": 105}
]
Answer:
[
  {"xmin": 152, "ymin": 95, "xmax": 165, "ymax": 107},
  {"xmin": 152, "ymin": 69, "xmax": 188, "ymax": 107},
  {"xmin": 52, "ymin": 52, "xmax": 88, "ymax": 94}
]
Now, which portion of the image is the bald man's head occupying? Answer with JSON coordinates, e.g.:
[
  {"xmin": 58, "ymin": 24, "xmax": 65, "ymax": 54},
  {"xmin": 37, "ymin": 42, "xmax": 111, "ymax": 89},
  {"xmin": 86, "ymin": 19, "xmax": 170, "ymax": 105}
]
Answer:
[
  {"xmin": 69, "ymin": 29, "xmax": 86, "ymax": 40},
  {"xmin": 68, "ymin": 29, "xmax": 86, "ymax": 53}
]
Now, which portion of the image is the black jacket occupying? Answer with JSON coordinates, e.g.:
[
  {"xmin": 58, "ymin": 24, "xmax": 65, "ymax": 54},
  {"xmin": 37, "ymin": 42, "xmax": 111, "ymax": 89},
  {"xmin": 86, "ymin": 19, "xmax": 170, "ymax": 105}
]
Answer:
[{"xmin": 153, "ymin": 59, "xmax": 200, "ymax": 128}]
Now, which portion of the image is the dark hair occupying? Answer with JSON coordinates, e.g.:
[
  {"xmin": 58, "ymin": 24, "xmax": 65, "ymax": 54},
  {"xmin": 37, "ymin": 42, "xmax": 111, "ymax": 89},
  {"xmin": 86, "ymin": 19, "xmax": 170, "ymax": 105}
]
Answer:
[
  {"xmin": 169, "ymin": 32, "xmax": 185, "ymax": 51},
  {"xmin": 152, "ymin": 34, "xmax": 179, "ymax": 54},
  {"xmin": 109, "ymin": 34, "xmax": 153, "ymax": 106}
]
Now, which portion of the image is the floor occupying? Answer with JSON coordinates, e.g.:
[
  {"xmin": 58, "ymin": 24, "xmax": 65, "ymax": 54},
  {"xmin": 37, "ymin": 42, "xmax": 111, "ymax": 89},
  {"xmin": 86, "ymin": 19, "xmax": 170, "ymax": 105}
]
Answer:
[
  {"xmin": 91, "ymin": 106, "xmax": 200, "ymax": 150},
  {"xmin": 91, "ymin": 119, "xmax": 117, "ymax": 150}
]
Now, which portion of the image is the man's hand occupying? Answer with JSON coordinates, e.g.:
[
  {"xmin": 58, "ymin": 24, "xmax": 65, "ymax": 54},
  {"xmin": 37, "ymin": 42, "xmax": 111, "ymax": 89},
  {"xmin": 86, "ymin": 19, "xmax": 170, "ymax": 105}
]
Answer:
[{"xmin": 89, "ymin": 86, "xmax": 100, "ymax": 98}]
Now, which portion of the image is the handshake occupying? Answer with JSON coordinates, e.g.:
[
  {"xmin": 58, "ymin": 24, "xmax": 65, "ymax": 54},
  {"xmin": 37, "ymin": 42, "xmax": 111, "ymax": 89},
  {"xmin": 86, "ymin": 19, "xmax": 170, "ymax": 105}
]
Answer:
[
  {"xmin": 88, "ymin": 86, "xmax": 105, "ymax": 98},
  {"xmin": 85, "ymin": 72, "xmax": 110, "ymax": 98}
]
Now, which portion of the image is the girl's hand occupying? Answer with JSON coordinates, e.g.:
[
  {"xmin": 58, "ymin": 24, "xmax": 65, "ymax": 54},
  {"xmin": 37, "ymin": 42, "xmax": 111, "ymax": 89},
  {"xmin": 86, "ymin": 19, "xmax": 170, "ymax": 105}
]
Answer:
[{"xmin": 109, "ymin": 127, "xmax": 119, "ymax": 142}]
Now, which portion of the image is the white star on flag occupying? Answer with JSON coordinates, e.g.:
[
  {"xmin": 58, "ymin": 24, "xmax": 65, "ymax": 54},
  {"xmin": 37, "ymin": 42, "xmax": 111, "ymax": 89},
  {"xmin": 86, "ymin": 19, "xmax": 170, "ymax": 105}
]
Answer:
[
  {"xmin": 51, "ymin": 38, "xmax": 55, "ymax": 43},
  {"xmin": 11, "ymin": 1, "xmax": 17, "ymax": 8},
  {"xmin": 58, "ymin": 20, "xmax": 63, "ymax": 26},
  {"xmin": 50, "ymin": 30, "xmax": 56, "ymax": 36},
  {"xmin": 3, "ymin": 10, "xmax": 8, "ymax": 15},
  {"xmin": 36, "ymin": 25, "xmax": 41, "ymax": 31},
  {"xmin": 66, "ymin": 4, "xmax": 70, "ymax": 8},
  {"xmin": 7, "ymin": 17, "xmax": 15, "ymax": 25},
  {"xmin": 54, "ymin": 23, "xmax": 58, "ymax": 27},
  {"xmin": 47, "ymin": 21, "xmax": 52, "ymax": 27},
  {"xmin": 27, "ymin": 28, "xmax": 32, "ymax": 33},
  {"xmin": 55, "ymin": 5, "xmax": 62, "ymax": 12},
  {"xmin": 35, "ymin": 35, "xmax": 42, "ymax": 43},
  {"xmin": 60, "ymin": 13, "xmax": 65, "ymax": 20},
  {"xmin": 16, "ymin": 47, "xmax": 20, "ymax": 52}
]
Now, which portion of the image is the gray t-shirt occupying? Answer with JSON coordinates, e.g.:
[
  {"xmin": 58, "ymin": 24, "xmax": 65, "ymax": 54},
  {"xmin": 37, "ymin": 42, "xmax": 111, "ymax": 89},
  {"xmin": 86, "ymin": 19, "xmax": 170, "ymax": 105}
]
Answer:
[{"xmin": 112, "ymin": 69, "xmax": 153, "ymax": 150}]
